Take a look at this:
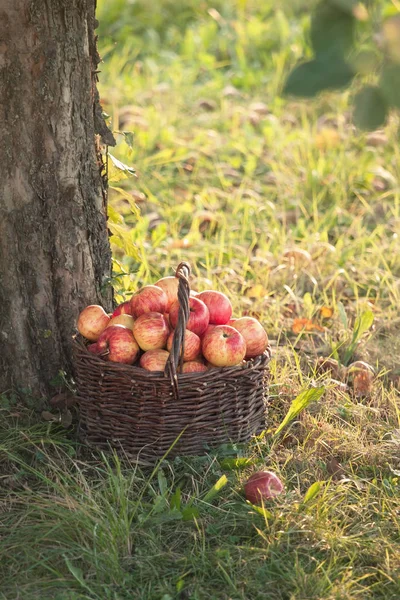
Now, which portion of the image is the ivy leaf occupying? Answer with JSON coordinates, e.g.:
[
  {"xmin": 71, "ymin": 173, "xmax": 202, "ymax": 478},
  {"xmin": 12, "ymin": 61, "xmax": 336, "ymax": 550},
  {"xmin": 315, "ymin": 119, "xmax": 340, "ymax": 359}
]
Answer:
[
  {"xmin": 108, "ymin": 153, "xmax": 136, "ymax": 183},
  {"xmin": 353, "ymin": 85, "xmax": 388, "ymax": 130},
  {"xmin": 110, "ymin": 186, "xmax": 141, "ymax": 218},
  {"xmin": 122, "ymin": 131, "xmax": 135, "ymax": 149},
  {"xmin": 283, "ymin": 55, "xmax": 354, "ymax": 98}
]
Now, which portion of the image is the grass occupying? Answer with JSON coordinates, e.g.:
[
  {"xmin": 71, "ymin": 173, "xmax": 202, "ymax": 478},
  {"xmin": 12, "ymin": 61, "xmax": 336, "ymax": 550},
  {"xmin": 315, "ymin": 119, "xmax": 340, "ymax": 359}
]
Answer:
[{"xmin": 1, "ymin": 0, "xmax": 400, "ymax": 598}]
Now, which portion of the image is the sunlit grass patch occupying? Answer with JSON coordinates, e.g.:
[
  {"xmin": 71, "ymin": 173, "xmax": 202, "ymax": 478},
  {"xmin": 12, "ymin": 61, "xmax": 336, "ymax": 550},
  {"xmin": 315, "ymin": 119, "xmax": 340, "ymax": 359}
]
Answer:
[{"xmin": 2, "ymin": 0, "xmax": 400, "ymax": 598}]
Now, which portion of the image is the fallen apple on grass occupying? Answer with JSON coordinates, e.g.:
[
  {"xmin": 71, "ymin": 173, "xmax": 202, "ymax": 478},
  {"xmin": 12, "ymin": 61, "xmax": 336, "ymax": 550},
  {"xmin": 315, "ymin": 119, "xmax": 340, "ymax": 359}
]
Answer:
[
  {"xmin": 77, "ymin": 305, "xmax": 110, "ymax": 342},
  {"xmin": 202, "ymin": 325, "xmax": 246, "ymax": 367},
  {"xmin": 244, "ymin": 471, "xmax": 284, "ymax": 505},
  {"xmin": 95, "ymin": 325, "xmax": 140, "ymax": 364}
]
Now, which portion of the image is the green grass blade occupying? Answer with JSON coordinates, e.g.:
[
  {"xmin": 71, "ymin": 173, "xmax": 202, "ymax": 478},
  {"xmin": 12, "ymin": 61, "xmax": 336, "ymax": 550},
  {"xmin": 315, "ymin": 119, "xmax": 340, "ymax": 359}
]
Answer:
[
  {"xmin": 203, "ymin": 474, "xmax": 228, "ymax": 503},
  {"xmin": 274, "ymin": 387, "xmax": 325, "ymax": 436}
]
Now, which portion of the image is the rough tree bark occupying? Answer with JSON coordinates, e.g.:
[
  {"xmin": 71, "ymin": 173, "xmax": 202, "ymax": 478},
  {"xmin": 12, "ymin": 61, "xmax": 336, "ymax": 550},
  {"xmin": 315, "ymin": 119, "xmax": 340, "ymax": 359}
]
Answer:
[{"xmin": 0, "ymin": 0, "xmax": 115, "ymax": 398}]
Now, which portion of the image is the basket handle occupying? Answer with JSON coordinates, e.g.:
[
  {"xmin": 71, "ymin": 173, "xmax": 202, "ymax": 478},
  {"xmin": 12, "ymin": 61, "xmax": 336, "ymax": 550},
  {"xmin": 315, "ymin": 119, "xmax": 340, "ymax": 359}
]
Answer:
[{"xmin": 164, "ymin": 261, "xmax": 191, "ymax": 398}]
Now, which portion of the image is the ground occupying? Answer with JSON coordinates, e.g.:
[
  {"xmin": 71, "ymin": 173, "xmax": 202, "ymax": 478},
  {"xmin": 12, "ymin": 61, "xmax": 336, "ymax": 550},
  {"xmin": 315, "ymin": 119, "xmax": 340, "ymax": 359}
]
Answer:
[{"xmin": 1, "ymin": 1, "xmax": 399, "ymax": 598}]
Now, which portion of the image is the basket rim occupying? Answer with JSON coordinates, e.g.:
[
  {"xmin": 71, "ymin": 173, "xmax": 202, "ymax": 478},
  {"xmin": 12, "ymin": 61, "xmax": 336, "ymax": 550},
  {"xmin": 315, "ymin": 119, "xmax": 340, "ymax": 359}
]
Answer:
[{"xmin": 72, "ymin": 333, "xmax": 271, "ymax": 381}]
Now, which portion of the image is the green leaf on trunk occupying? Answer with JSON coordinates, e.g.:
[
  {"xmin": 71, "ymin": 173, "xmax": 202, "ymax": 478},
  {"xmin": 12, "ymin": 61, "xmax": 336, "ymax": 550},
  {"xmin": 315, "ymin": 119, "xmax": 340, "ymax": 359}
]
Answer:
[
  {"xmin": 108, "ymin": 153, "xmax": 136, "ymax": 182},
  {"xmin": 110, "ymin": 186, "xmax": 141, "ymax": 218}
]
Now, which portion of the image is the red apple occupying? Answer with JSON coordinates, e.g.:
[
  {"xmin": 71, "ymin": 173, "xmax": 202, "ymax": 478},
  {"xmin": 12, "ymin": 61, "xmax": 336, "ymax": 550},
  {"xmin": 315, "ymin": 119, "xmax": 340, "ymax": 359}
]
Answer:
[
  {"xmin": 130, "ymin": 285, "xmax": 168, "ymax": 318},
  {"xmin": 196, "ymin": 290, "xmax": 232, "ymax": 325},
  {"xmin": 87, "ymin": 343, "xmax": 100, "ymax": 354},
  {"xmin": 244, "ymin": 471, "xmax": 284, "ymax": 505},
  {"xmin": 112, "ymin": 301, "xmax": 132, "ymax": 317},
  {"xmin": 181, "ymin": 361, "xmax": 208, "ymax": 373},
  {"xmin": 163, "ymin": 313, "xmax": 171, "ymax": 329},
  {"xmin": 202, "ymin": 325, "xmax": 246, "ymax": 367},
  {"xmin": 169, "ymin": 296, "xmax": 209, "ymax": 336},
  {"xmin": 230, "ymin": 317, "xmax": 268, "ymax": 358},
  {"xmin": 167, "ymin": 329, "xmax": 201, "ymax": 361},
  {"xmin": 107, "ymin": 314, "xmax": 135, "ymax": 331},
  {"xmin": 227, "ymin": 318, "xmax": 237, "ymax": 327},
  {"xmin": 201, "ymin": 324, "xmax": 217, "ymax": 337},
  {"xmin": 154, "ymin": 276, "xmax": 179, "ymax": 311},
  {"xmin": 77, "ymin": 305, "xmax": 110, "ymax": 342},
  {"xmin": 96, "ymin": 325, "xmax": 140, "ymax": 364},
  {"xmin": 140, "ymin": 349, "xmax": 169, "ymax": 372},
  {"xmin": 132, "ymin": 312, "xmax": 169, "ymax": 351}
]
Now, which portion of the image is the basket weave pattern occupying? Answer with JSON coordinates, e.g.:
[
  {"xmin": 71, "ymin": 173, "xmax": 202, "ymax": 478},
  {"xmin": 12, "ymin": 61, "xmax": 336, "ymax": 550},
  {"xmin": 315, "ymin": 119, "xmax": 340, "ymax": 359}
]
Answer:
[{"xmin": 73, "ymin": 263, "xmax": 271, "ymax": 461}]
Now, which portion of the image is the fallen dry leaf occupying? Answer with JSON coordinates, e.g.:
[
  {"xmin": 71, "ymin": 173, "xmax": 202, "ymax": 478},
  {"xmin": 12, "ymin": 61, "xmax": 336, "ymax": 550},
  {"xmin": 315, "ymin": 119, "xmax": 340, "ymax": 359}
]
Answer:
[
  {"xmin": 315, "ymin": 128, "xmax": 341, "ymax": 150},
  {"xmin": 329, "ymin": 379, "xmax": 349, "ymax": 392},
  {"xmin": 41, "ymin": 411, "xmax": 59, "ymax": 422},
  {"xmin": 50, "ymin": 392, "xmax": 76, "ymax": 409},
  {"xmin": 197, "ymin": 99, "xmax": 217, "ymax": 111},
  {"xmin": 347, "ymin": 360, "xmax": 375, "ymax": 375},
  {"xmin": 319, "ymin": 306, "xmax": 334, "ymax": 318},
  {"xmin": 249, "ymin": 101, "xmax": 270, "ymax": 116},
  {"xmin": 222, "ymin": 85, "xmax": 241, "ymax": 98},
  {"xmin": 366, "ymin": 131, "xmax": 388, "ymax": 147},
  {"xmin": 246, "ymin": 284, "xmax": 268, "ymax": 299},
  {"xmin": 283, "ymin": 248, "xmax": 312, "ymax": 266},
  {"xmin": 326, "ymin": 457, "xmax": 346, "ymax": 480},
  {"xmin": 292, "ymin": 318, "xmax": 324, "ymax": 334},
  {"xmin": 315, "ymin": 357, "xmax": 348, "ymax": 380},
  {"xmin": 169, "ymin": 238, "xmax": 192, "ymax": 249},
  {"xmin": 352, "ymin": 370, "xmax": 374, "ymax": 398},
  {"xmin": 60, "ymin": 409, "xmax": 73, "ymax": 428},
  {"xmin": 283, "ymin": 303, "xmax": 298, "ymax": 317}
]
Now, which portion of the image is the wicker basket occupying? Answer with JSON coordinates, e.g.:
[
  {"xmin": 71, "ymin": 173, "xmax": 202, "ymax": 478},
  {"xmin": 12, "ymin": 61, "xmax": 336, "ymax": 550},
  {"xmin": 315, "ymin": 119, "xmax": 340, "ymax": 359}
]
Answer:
[{"xmin": 72, "ymin": 262, "xmax": 271, "ymax": 463}]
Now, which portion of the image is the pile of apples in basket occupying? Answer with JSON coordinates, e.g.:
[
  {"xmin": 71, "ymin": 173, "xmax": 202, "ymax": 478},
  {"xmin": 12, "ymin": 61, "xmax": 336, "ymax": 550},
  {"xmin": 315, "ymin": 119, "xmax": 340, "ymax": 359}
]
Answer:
[{"xmin": 77, "ymin": 277, "xmax": 269, "ymax": 371}]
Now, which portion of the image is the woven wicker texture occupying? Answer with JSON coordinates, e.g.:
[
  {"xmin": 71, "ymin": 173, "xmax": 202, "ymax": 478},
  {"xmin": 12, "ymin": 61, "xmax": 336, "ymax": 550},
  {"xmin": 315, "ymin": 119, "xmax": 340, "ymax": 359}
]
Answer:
[{"xmin": 73, "ymin": 262, "xmax": 271, "ymax": 462}]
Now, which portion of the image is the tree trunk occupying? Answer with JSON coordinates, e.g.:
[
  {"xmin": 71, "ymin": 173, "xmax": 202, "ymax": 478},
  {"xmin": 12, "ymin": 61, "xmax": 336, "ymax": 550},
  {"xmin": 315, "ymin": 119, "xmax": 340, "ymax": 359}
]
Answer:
[{"xmin": 0, "ymin": 0, "xmax": 115, "ymax": 398}]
